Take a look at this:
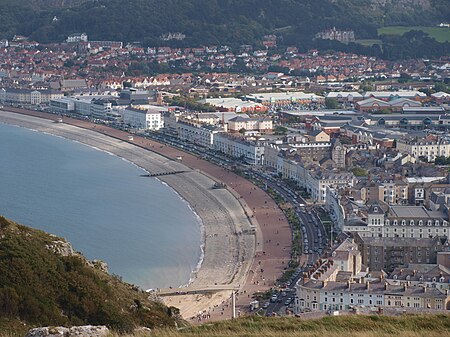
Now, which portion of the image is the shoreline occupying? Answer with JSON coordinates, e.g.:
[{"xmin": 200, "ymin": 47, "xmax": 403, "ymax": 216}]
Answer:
[
  {"xmin": 0, "ymin": 110, "xmax": 257, "ymax": 317},
  {"xmin": 157, "ymin": 178, "xmax": 206, "ymax": 288},
  {"xmin": 0, "ymin": 107, "xmax": 293, "ymax": 321},
  {"xmin": 0, "ymin": 121, "xmax": 204, "ymax": 289}
]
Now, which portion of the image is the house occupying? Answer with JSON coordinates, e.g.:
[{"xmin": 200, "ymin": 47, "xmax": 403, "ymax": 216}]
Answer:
[
  {"xmin": 307, "ymin": 130, "xmax": 331, "ymax": 143},
  {"xmin": 228, "ymin": 116, "xmax": 273, "ymax": 133}
]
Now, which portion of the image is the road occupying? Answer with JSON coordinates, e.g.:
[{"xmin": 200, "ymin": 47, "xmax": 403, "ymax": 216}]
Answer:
[{"xmin": 142, "ymin": 129, "xmax": 332, "ymax": 317}]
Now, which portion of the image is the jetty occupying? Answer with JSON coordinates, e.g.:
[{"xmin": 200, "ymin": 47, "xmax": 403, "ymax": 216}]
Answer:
[
  {"xmin": 156, "ymin": 285, "xmax": 240, "ymax": 296},
  {"xmin": 140, "ymin": 170, "xmax": 188, "ymax": 178}
]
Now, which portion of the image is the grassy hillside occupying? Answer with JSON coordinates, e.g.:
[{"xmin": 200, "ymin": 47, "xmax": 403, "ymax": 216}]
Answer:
[
  {"xmin": 0, "ymin": 216, "xmax": 181, "ymax": 335},
  {"xmin": 111, "ymin": 314, "xmax": 450, "ymax": 337},
  {"xmin": 378, "ymin": 26, "xmax": 450, "ymax": 43}
]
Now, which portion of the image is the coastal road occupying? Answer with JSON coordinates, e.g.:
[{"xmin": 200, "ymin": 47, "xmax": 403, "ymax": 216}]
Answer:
[{"xmin": 1, "ymin": 107, "xmax": 292, "ymax": 318}]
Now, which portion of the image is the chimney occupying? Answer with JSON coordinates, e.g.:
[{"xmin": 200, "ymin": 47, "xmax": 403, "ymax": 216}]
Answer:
[
  {"xmin": 403, "ymin": 283, "xmax": 407, "ymax": 291},
  {"xmin": 384, "ymin": 282, "xmax": 388, "ymax": 291},
  {"xmin": 366, "ymin": 281, "xmax": 370, "ymax": 291},
  {"xmin": 323, "ymin": 280, "xmax": 328, "ymax": 288},
  {"xmin": 347, "ymin": 280, "xmax": 351, "ymax": 290}
]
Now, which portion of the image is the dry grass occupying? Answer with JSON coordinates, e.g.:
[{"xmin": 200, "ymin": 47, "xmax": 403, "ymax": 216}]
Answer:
[{"xmin": 103, "ymin": 314, "xmax": 450, "ymax": 337}]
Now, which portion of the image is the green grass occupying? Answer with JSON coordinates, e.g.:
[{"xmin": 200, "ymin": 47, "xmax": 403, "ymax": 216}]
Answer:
[
  {"xmin": 95, "ymin": 314, "xmax": 450, "ymax": 337},
  {"xmin": 354, "ymin": 39, "xmax": 383, "ymax": 46},
  {"xmin": 378, "ymin": 26, "xmax": 450, "ymax": 43}
]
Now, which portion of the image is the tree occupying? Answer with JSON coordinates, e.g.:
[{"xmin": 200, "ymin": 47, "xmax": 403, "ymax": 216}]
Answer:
[
  {"xmin": 325, "ymin": 98, "xmax": 339, "ymax": 109},
  {"xmin": 352, "ymin": 167, "xmax": 368, "ymax": 177},
  {"xmin": 434, "ymin": 82, "xmax": 448, "ymax": 93},
  {"xmin": 434, "ymin": 156, "xmax": 450, "ymax": 165},
  {"xmin": 274, "ymin": 125, "xmax": 288, "ymax": 135},
  {"xmin": 238, "ymin": 128, "xmax": 246, "ymax": 134}
]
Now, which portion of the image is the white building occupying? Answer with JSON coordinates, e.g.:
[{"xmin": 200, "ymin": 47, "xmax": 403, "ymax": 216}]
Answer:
[
  {"xmin": 67, "ymin": 33, "xmax": 88, "ymax": 43},
  {"xmin": 177, "ymin": 120, "xmax": 223, "ymax": 148},
  {"xmin": 297, "ymin": 167, "xmax": 355, "ymax": 203},
  {"xmin": 213, "ymin": 134, "xmax": 265, "ymax": 165},
  {"xmin": 344, "ymin": 205, "xmax": 449, "ymax": 239},
  {"xmin": 122, "ymin": 106, "xmax": 164, "ymax": 130},
  {"xmin": 1, "ymin": 88, "xmax": 63, "ymax": 105},
  {"xmin": 228, "ymin": 116, "xmax": 273, "ymax": 133},
  {"xmin": 396, "ymin": 139, "xmax": 450, "ymax": 162}
]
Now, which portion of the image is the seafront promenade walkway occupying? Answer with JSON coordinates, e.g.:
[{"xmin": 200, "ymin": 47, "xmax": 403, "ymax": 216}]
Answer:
[{"xmin": 0, "ymin": 108, "xmax": 292, "ymax": 320}]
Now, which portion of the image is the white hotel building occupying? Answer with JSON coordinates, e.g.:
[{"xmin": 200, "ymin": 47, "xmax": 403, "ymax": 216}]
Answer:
[
  {"xmin": 122, "ymin": 106, "xmax": 164, "ymax": 130},
  {"xmin": 213, "ymin": 134, "xmax": 265, "ymax": 165}
]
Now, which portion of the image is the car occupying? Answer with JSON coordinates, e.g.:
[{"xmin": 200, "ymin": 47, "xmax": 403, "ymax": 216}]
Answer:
[
  {"xmin": 262, "ymin": 302, "xmax": 270, "ymax": 309},
  {"xmin": 270, "ymin": 294, "xmax": 278, "ymax": 302},
  {"xmin": 281, "ymin": 291, "xmax": 287, "ymax": 297}
]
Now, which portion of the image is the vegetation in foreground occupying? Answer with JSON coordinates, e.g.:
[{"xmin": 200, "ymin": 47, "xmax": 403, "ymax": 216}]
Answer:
[
  {"xmin": 102, "ymin": 314, "xmax": 450, "ymax": 337},
  {"xmin": 0, "ymin": 216, "xmax": 181, "ymax": 335}
]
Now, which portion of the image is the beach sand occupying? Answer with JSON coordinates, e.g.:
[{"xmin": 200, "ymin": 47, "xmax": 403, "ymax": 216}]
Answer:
[{"xmin": 0, "ymin": 109, "xmax": 292, "ymax": 320}]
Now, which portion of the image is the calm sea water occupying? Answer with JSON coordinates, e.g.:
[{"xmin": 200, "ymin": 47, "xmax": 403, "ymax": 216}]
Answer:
[{"xmin": 0, "ymin": 123, "xmax": 202, "ymax": 289}]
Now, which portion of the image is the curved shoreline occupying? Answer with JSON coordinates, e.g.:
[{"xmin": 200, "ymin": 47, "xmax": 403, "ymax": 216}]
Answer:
[
  {"xmin": 28, "ymin": 125, "xmax": 208, "ymax": 288},
  {"xmin": 0, "ymin": 108, "xmax": 292, "ymax": 320},
  {"xmin": 0, "ymin": 110, "xmax": 256, "ymax": 310}
]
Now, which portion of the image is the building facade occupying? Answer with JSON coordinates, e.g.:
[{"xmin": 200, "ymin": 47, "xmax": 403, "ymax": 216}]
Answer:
[{"xmin": 122, "ymin": 106, "xmax": 164, "ymax": 130}]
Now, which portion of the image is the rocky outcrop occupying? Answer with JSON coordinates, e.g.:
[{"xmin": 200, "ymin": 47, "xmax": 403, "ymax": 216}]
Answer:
[
  {"xmin": 89, "ymin": 259, "xmax": 109, "ymax": 273},
  {"xmin": 45, "ymin": 239, "xmax": 77, "ymax": 257},
  {"xmin": 25, "ymin": 325, "xmax": 109, "ymax": 337}
]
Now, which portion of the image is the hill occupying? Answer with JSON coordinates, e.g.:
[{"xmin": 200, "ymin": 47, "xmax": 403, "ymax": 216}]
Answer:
[
  {"xmin": 112, "ymin": 314, "xmax": 450, "ymax": 337},
  {"xmin": 0, "ymin": 216, "xmax": 181, "ymax": 335},
  {"xmin": 0, "ymin": 0, "xmax": 449, "ymax": 48}
]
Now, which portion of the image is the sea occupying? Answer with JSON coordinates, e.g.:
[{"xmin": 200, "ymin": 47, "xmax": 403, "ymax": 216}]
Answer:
[{"xmin": 0, "ymin": 122, "xmax": 202, "ymax": 290}]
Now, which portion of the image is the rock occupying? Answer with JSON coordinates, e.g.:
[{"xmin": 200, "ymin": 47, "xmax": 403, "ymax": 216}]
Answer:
[
  {"xmin": 25, "ymin": 325, "xmax": 109, "ymax": 337},
  {"xmin": 45, "ymin": 240, "xmax": 76, "ymax": 257},
  {"xmin": 89, "ymin": 259, "xmax": 109, "ymax": 273},
  {"xmin": 133, "ymin": 327, "xmax": 152, "ymax": 334}
]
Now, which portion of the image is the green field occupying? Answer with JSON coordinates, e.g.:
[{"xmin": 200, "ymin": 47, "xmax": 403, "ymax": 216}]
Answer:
[
  {"xmin": 355, "ymin": 39, "xmax": 383, "ymax": 46},
  {"xmin": 378, "ymin": 26, "xmax": 450, "ymax": 43}
]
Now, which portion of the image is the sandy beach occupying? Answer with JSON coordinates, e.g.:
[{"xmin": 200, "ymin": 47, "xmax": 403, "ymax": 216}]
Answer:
[{"xmin": 0, "ymin": 108, "xmax": 292, "ymax": 320}]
